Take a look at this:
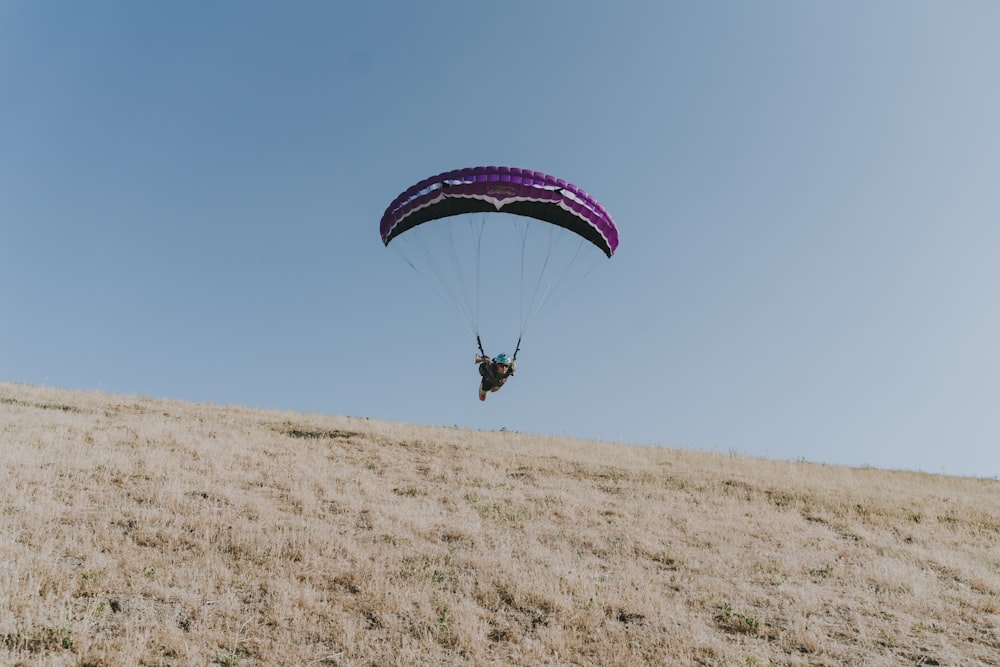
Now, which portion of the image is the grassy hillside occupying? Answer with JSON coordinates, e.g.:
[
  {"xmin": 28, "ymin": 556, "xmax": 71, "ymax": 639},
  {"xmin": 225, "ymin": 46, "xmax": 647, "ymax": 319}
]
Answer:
[{"xmin": 1, "ymin": 381, "xmax": 998, "ymax": 666}]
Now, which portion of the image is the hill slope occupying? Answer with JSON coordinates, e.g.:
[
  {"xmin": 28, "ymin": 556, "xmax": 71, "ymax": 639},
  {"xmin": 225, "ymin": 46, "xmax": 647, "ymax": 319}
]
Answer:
[{"xmin": 1, "ymin": 381, "xmax": 998, "ymax": 666}]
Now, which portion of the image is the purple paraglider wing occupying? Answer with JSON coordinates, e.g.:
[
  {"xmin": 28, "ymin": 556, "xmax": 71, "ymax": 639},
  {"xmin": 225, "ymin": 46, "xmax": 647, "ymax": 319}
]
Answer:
[{"xmin": 379, "ymin": 166, "xmax": 619, "ymax": 258}]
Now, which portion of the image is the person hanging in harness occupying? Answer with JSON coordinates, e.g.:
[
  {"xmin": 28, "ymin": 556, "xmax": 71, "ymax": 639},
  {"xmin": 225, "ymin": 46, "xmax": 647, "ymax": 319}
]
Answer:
[{"xmin": 475, "ymin": 352, "xmax": 516, "ymax": 401}]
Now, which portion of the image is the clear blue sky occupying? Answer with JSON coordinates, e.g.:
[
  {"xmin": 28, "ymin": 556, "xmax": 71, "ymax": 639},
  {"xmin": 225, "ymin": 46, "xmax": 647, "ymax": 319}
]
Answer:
[{"xmin": 2, "ymin": 2, "xmax": 998, "ymax": 478}]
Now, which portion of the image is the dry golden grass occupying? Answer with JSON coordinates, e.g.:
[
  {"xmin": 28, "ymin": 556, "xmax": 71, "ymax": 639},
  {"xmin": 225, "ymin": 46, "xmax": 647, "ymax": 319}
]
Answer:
[{"xmin": 1, "ymin": 381, "xmax": 998, "ymax": 666}]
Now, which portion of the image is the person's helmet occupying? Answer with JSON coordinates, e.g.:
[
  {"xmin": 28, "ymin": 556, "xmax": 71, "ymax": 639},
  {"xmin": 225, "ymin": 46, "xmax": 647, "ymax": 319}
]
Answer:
[{"xmin": 494, "ymin": 353, "xmax": 510, "ymax": 365}]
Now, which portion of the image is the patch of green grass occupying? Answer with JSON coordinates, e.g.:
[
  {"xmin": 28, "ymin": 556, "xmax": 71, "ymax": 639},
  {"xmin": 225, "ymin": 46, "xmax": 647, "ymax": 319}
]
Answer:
[
  {"xmin": 214, "ymin": 648, "xmax": 248, "ymax": 665},
  {"xmin": 913, "ymin": 621, "xmax": 945, "ymax": 633},
  {"xmin": 475, "ymin": 501, "xmax": 530, "ymax": 526},
  {"xmin": 717, "ymin": 603, "xmax": 760, "ymax": 634}
]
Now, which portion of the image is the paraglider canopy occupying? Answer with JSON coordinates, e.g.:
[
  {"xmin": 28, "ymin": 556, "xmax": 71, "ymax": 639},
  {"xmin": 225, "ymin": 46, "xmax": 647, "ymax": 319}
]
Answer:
[
  {"xmin": 380, "ymin": 165, "xmax": 619, "ymax": 365},
  {"xmin": 380, "ymin": 166, "xmax": 618, "ymax": 258}
]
